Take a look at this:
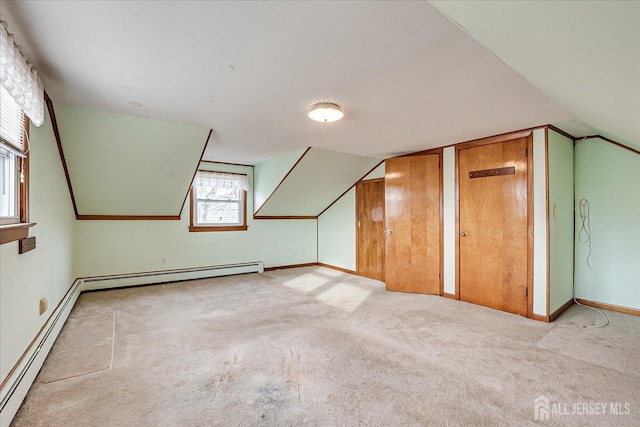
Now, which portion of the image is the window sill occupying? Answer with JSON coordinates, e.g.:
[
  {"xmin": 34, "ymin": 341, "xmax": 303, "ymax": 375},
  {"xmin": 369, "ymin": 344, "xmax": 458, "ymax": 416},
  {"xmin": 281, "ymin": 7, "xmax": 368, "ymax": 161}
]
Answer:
[
  {"xmin": 0, "ymin": 222, "xmax": 36, "ymax": 245},
  {"xmin": 189, "ymin": 225, "xmax": 248, "ymax": 232}
]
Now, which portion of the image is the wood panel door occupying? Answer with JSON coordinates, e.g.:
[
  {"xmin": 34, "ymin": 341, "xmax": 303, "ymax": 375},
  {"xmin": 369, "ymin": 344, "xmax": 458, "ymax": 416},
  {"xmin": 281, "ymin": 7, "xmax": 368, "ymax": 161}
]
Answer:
[
  {"xmin": 385, "ymin": 155, "xmax": 440, "ymax": 294},
  {"xmin": 356, "ymin": 179, "xmax": 385, "ymax": 281},
  {"xmin": 458, "ymin": 137, "xmax": 530, "ymax": 316}
]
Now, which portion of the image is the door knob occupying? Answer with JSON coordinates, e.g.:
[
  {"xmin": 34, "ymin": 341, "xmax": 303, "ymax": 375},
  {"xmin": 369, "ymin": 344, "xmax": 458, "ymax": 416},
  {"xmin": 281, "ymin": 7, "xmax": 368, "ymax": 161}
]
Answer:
[
  {"xmin": 385, "ymin": 229, "xmax": 393, "ymax": 234},
  {"xmin": 461, "ymin": 231, "xmax": 468, "ymax": 237}
]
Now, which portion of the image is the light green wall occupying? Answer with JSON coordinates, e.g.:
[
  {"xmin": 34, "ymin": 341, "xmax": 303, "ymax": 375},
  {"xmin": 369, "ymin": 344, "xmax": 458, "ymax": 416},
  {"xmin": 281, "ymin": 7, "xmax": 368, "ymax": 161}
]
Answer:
[
  {"xmin": 316, "ymin": 162, "xmax": 385, "ymax": 272},
  {"xmin": 74, "ymin": 162, "xmax": 317, "ymax": 277},
  {"xmin": 0, "ymin": 114, "xmax": 76, "ymax": 381},
  {"xmin": 254, "ymin": 148, "xmax": 307, "ymax": 213},
  {"xmin": 574, "ymin": 138, "xmax": 640, "ymax": 309},
  {"xmin": 318, "ymin": 188, "xmax": 356, "ymax": 271},
  {"xmin": 255, "ymin": 148, "xmax": 381, "ymax": 217},
  {"xmin": 55, "ymin": 103, "xmax": 209, "ymax": 216},
  {"xmin": 548, "ymin": 129, "xmax": 574, "ymax": 313},
  {"xmin": 363, "ymin": 163, "xmax": 385, "ymax": 180},
  {"xmin": 532, "ymin": 128, "xmax": 548, "ymax": 316}
]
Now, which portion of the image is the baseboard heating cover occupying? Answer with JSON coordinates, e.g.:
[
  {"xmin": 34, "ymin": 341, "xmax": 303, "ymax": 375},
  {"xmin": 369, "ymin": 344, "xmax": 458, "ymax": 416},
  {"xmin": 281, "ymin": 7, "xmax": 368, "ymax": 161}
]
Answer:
[
  {"xmin": 0, "ymin": 280, "xmax": 82, "ymax": 427},
  {"xmin": 80, "ymin": 261, "xmax": 265, "ymax": 291}
]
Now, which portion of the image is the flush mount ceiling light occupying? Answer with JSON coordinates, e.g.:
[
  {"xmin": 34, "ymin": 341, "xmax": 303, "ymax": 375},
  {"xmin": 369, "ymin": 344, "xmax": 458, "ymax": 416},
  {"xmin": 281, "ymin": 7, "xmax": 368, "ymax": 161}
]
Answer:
[{"xmin": 308, "ymin": 102, "xmax": 344, "ymax": 123}]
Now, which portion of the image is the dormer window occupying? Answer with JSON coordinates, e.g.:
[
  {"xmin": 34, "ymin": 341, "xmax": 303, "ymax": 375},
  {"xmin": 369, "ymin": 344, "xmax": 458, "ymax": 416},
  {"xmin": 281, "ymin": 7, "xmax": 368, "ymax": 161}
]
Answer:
[{"xmin": 189, "ymin": 170, "xmax": 248, "ymax": 232}]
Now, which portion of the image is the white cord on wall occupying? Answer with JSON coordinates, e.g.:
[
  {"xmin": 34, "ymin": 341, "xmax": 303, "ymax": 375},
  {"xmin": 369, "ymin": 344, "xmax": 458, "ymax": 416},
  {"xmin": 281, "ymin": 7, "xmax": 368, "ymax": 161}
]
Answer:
[
  {"xmin": 578, "ymin": 199, "xmax": 592, "ymax": 269},
  {"xmin": 574, "ymin": 197, "xmax": 609, "ymax": 328}
]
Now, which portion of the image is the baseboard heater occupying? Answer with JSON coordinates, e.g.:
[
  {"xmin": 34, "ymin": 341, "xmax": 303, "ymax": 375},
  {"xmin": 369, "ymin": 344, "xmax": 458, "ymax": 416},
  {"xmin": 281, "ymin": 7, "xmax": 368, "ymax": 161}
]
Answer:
[
  {"xmin": 0, "ymin": 281, "xmax": 82, "ymax": 427},
  {"xmin": 1, "ymin": 262, "xmax": 263, "ymax": 426},
  {"xmin": 81, "ymin": 261, "xmax": 264, "ymax": 291}
]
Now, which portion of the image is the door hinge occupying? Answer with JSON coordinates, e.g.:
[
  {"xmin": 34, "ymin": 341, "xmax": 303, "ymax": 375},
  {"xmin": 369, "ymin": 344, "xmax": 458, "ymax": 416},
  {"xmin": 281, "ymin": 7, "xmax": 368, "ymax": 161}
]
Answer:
[
  {"xmin": 525, "ymin": 147, "xmax": 528, "ymax": 157},
  {"xmin": 525, "ymin": 287, "xmax": 528, "ymax": 298}
]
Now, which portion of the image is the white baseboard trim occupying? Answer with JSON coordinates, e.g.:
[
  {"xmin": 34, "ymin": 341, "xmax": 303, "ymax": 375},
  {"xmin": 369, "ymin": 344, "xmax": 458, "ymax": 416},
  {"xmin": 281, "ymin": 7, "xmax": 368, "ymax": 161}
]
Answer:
[
  {"xmin": 81, "ymin": 261, "xmax": 264, "ymax": 291},
  {"xmin": 1, "ymin": 261, "xmax": 266, "ymax": 426},
  {"xmin": 0, "ymin": 280, "xmax": 82, "ymax": 427}
]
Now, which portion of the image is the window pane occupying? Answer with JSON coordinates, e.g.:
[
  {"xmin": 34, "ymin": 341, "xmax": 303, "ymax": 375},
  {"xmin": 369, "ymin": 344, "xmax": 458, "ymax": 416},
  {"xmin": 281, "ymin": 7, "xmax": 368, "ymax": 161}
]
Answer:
[
  {"xmin": 0, "ymin": 146, "xmax": 18, "ymax": 219},
  {"xmin": 191, "ymin": 171, "xmax": 246, "ymax": 228},
  {"xmin": 195, "ymin": 176, "xmax": 241, "ymax": 201},
  {"xmin": 0, "ymin": 86, "xmax": 25, "ymax": 151},
  {"xmin": 196, "ymin": 181, "xmax": 240, "ymax": 200},
  {"xmin": 196, "ymin": 201, "xmax": 241, "ymax": 225}
]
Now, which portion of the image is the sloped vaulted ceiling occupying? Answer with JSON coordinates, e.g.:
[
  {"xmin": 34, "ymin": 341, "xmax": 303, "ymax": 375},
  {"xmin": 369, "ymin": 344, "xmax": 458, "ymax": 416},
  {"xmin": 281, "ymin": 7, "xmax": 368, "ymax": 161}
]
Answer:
[
  {"xmin": 4, "ymin": 1, "xmax": 635, "ymax": 179},
  {"xmin": 254, "ymin": 148, "xmax": 382, "ymax": 218},
  {"xmin": 2, "ymin": 1, "xmax": 577, "ymax": 165},
  {"xmin": 53, "ymin": 103, "xmax": 210, "ymax": 217},
  {"xmin": 431, "ymin": 0, "xmax": 640, "ymax": 150}
]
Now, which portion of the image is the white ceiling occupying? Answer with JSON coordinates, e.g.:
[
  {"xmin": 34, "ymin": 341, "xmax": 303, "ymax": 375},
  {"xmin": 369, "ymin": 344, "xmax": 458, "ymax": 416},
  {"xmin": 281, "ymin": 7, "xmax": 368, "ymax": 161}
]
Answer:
[
  {"xmin": 432, "ymin": 0, "xmax": 640, "ymax": 151},
  {"xmin": 1, "ymin": 1, "xmax": 635, "ymax": 165}
]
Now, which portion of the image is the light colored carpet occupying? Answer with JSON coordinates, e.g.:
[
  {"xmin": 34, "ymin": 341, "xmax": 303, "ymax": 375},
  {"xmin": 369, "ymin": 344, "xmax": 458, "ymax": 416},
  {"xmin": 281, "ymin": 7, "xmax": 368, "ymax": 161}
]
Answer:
[
  {"xmin": 38, "ymin": 313, "xmax": 115, "ymax": 384},
  {"xmin": 11, "ymin": 267, "xmax": 640, "ymax": 426}
]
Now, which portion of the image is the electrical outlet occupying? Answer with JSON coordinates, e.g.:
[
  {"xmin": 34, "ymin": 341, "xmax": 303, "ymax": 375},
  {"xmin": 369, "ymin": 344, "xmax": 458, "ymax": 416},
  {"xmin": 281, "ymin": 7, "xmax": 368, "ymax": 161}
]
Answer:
[
  {"xmin": 161, "ymin": 258, "xmax": 166, "ymax": 265},
  {"xmin": 302, "ymin": 249, "xmax": 306, "ymax": 255}
]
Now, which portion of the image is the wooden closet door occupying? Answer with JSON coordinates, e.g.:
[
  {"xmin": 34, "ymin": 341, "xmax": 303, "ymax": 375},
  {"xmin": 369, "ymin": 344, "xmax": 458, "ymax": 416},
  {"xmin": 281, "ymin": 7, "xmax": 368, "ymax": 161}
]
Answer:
[
  {"xmin": 356, "ymin": 179, "xmax": 385, "ymax": 281},
  {"xmin": 384, "ymin": 155, "xmax": 440, "ymax": 294},
  {"xmin": 458, "ymin": 138, "xmax": 529, "ymax": 316}
]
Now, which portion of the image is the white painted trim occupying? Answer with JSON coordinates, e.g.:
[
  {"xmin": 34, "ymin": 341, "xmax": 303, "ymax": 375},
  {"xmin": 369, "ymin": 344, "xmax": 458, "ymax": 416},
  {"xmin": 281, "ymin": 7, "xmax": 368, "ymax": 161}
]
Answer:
[
  {"xmin": 0, "ymin": 262, "xmax": 267, "ymax": 426},
  {"xmin": 443, "ymin": 147, "xmax": 456, "ymax": 295},
  {"xmin": 0, "ymin": 281, "xmax": 82, "ymax": 427},
  {"xmin": 532, "ymin": 129, "xmax": 548, "ymax": 316}
]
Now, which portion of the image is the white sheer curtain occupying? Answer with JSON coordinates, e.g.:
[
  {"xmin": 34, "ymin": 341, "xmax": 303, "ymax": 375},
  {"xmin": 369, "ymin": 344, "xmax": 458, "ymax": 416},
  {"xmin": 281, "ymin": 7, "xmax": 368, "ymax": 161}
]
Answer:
[
  {"xmin": 196, "ymin": 171, "xmax": 248, "ymax": 192},
  {"xmin": 0, "ymin": 21, "xmax": 44, "ymax": 127}
]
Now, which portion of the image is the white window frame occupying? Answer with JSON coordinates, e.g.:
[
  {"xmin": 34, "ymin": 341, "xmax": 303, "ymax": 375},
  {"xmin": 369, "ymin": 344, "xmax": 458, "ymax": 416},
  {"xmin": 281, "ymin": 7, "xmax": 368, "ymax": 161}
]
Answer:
[
  {"xmin": 0, "ymin": 20, "xmax": 40, "ymax": 244},
  {"xmin": 0, "ymin": 144, "xmax": 19, "ymax": 223},
  {"xmin": 0, "ymin": 85, "xmax": 28, "ymax": 228}
]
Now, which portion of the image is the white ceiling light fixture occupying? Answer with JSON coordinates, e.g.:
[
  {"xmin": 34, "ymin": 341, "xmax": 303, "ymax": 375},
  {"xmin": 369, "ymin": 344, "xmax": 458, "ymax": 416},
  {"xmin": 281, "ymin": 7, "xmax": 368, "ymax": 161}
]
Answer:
[{"xmin": 308, "ymin": 102, "xmax": 344, "ymax": 123}]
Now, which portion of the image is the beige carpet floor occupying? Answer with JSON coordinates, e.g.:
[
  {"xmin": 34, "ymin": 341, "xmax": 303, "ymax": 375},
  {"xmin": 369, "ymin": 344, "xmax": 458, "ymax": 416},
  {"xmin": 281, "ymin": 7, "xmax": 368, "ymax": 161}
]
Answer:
[{"xmin": 11, "ymin": 266, "xmax": 640, "ymax": 426}]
